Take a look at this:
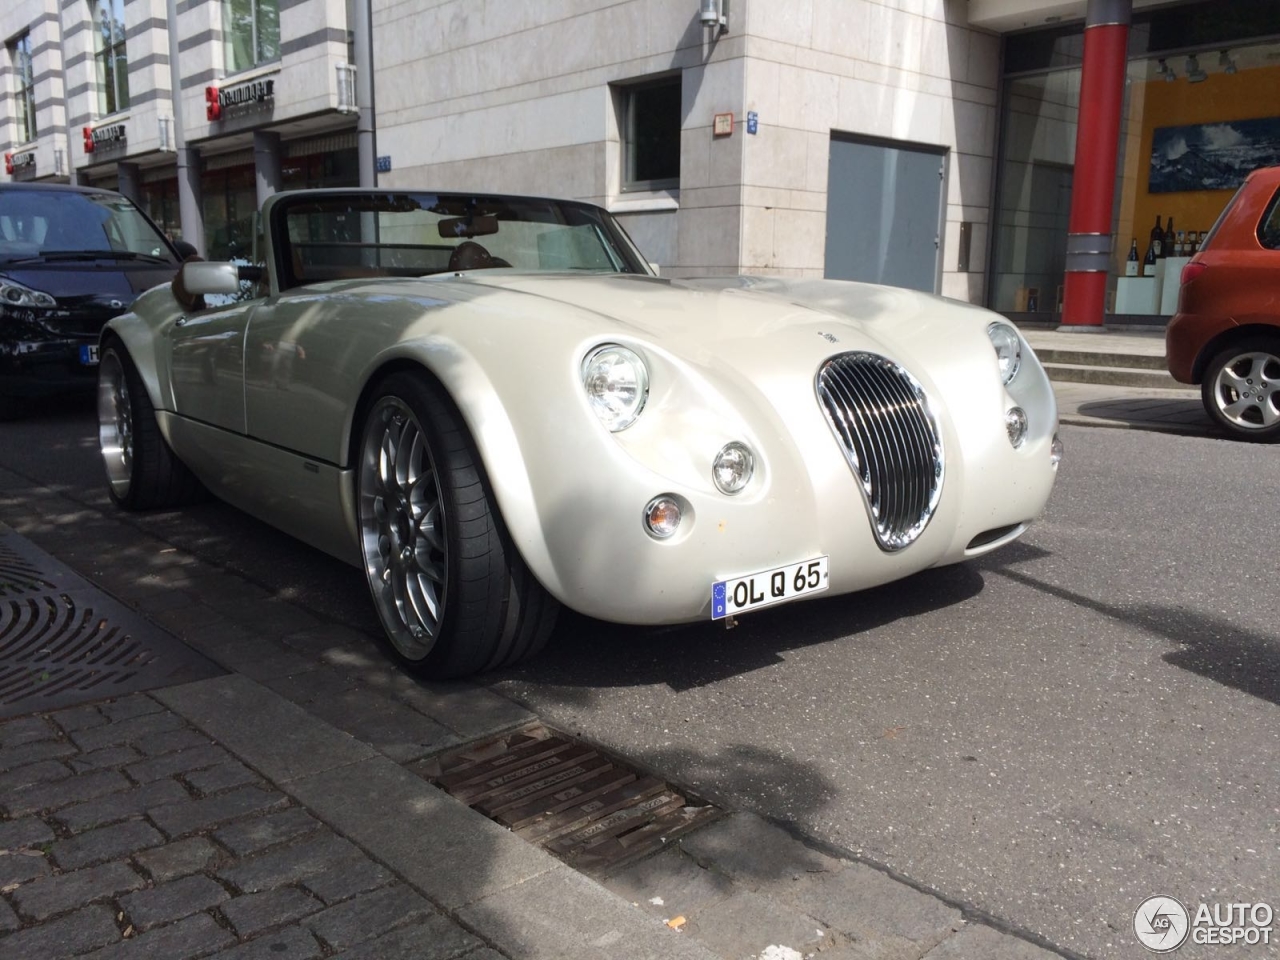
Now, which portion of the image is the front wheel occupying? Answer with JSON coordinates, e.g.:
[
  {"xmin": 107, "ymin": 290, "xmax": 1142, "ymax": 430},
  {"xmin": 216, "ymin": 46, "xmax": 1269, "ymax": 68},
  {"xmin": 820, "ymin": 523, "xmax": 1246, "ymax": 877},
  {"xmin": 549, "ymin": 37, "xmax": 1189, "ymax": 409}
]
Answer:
[
  {"xmin": 1200, "ymin": 337, "xmax": 1280, "ymax": 442},
  {"xmin": 356, "ymin": 372, "xmax": 558, "ymax": 677},
  {"xmin": 98, "ymin": 341, "xmax": 206, "ymax": 509}
]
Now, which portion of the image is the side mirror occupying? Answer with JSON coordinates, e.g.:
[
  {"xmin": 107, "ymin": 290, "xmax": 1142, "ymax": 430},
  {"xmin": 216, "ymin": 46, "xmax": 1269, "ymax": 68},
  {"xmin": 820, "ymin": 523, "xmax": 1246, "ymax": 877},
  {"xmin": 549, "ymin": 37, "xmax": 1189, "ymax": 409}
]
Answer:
[
  {"xmin": 648, "ymin": 262, "xmax": 661, "ymax": 276},
  {"xmin": 179, "ymin": 261, "xmax": 242, "ymax": 296}
]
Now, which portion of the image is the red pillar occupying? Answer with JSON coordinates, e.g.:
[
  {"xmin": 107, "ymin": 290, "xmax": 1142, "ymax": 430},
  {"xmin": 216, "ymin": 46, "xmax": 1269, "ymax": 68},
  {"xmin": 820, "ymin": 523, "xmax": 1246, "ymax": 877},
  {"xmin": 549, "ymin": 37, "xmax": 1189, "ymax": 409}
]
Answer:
[{"xmin": 1060, "ymin": 0, "xmax": 1132, "ymax": 328}]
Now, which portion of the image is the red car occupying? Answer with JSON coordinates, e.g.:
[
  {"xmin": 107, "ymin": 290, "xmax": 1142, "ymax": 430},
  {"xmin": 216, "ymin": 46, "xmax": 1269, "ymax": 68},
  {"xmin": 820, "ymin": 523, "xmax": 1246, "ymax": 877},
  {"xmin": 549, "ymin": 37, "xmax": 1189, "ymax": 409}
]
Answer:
[{"xmin": 1166, "ymin": 165, "xmax": 1280, "ymax": 442}]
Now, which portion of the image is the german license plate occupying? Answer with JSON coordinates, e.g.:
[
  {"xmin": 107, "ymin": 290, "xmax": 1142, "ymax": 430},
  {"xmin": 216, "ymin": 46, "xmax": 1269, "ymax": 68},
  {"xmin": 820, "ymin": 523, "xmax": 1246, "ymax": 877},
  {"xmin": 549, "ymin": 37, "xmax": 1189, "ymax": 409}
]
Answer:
[
  {"xmin": 79, "ymin": 344, "xmax": 99, "ymax": 365},
  {"xmin": 712, "ymin": 556, "xmax": 829, "ymax": 620}
]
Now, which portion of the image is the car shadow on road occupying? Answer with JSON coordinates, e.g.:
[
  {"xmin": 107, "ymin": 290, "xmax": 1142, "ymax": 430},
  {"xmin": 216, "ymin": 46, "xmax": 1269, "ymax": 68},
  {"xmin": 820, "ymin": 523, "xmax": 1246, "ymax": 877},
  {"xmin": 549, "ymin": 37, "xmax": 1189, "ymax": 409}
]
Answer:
[
  {"xmin": 988, "ymin": 564, "xmax": 1280, "ymax": 707},
  {"xmin": 498, "ymin": 564, "xmax": 986, "ymax": 694}
]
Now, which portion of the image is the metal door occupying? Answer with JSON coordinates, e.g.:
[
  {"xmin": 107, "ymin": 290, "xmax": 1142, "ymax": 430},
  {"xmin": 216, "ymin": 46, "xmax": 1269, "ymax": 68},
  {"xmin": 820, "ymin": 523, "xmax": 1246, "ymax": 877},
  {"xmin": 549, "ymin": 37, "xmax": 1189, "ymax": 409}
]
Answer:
[{"xmin": 824, "ymin": 136, "xmax": 947, "ymax": 293}]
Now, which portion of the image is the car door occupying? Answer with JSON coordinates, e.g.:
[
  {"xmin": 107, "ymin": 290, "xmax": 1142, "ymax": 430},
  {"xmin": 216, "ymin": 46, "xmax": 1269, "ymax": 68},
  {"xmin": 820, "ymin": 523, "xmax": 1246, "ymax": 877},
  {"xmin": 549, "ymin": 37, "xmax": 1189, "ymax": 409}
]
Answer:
[{"xmin": 169, "ymin": 296, "xmax": 260, "ymax": 432}]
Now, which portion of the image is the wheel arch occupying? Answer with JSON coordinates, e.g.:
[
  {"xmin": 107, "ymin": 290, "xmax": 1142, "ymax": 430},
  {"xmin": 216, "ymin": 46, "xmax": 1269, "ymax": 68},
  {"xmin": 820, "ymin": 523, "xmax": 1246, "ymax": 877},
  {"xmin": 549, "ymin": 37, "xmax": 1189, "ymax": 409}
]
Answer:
[
  {"xmin": 346, "ymin": 353, "xmax": 568, "ymax": 602},
  {"xmin": 1192, "ymin": 322, "xmax": 1280, "ymax": 383}
]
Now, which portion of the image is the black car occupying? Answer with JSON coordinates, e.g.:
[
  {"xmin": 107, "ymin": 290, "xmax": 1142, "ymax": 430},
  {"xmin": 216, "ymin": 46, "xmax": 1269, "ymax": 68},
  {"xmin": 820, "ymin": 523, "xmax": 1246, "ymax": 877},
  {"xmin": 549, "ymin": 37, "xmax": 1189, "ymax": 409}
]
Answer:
[{"xmin": 0, "ymin": 183, "xmax": 183, "ymax": 417}]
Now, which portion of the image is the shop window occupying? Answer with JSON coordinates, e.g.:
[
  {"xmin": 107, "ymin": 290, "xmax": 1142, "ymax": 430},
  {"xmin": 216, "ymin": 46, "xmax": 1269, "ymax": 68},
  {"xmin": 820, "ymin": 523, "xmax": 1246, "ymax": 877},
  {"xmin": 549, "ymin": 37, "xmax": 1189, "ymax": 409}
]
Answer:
[
  {"xmin": 91, "ymin": 0, "xmax": 130, "ymax": 115},
  {"xmin": 619, "ymin": 75, "xmax": 681, "ymax": 192},
  {"xmin": 223, "ymin": 0, "xmax": 279, "ymax": 74},
  {"xmin": 991, "ymin": 30, "xmax": 1280, "ymax": 319},
  {"xmin": 9, "ymin": 33, "xmax": 36, "ymax": 144}
]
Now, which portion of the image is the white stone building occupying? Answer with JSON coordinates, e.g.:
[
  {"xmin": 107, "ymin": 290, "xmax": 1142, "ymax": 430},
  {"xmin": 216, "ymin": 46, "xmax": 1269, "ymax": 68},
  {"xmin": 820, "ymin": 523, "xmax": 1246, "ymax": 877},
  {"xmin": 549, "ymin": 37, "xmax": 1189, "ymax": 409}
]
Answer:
[{"xmin": 5, "ymin": 0, "xmax": 1280, "ymax": 318}]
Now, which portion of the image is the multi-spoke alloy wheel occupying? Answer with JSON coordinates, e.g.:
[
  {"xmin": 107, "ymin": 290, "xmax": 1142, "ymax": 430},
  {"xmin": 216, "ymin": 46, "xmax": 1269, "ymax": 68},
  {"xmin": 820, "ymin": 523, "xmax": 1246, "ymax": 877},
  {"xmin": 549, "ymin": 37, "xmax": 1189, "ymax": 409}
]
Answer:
[
  {"xmin": 1202, "ymin": 340, "xmax": 1280, "ymax": 442},
  {"xmin": 354, "ymin": 373, "xmax": 558, "ymax": 677},
  {"xmin": 358, "ymin": 396, "xmax": 448, "ymax": 660},
  {"xmin": 96, "ymin": 341, "xmax": 205, "ymax": 509},
  {"xmin": 99, "ymin": 349, "xmax": 135, "ymax": 499}
]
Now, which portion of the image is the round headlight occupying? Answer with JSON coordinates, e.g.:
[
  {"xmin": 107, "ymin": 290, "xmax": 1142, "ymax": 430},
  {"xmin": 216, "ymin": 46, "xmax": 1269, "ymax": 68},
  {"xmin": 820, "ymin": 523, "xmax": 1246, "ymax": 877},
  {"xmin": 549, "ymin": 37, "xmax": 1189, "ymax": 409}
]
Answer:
[
  {"xmin": 712, "ymin": 442, "xmax": 754, "ymax": 495},
  {"xmin": 582, "ymin": 344, "xmax": 649, "ymax": 432},
  {"xmin": 986, "ymin": 322, "xmax": 1022, "ymax": 385},
  {"xmin": 1005, "ymin": 406, "xmax": 1028, "ymax": 448}
]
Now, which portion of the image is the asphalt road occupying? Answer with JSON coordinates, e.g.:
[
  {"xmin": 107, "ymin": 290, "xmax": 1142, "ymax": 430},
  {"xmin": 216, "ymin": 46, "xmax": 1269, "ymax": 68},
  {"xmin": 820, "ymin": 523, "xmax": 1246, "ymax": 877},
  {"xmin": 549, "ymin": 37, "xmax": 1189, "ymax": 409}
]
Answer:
[{"xmin": 3, "ymin": 401, "xmax": 1277, "ymax": 959}]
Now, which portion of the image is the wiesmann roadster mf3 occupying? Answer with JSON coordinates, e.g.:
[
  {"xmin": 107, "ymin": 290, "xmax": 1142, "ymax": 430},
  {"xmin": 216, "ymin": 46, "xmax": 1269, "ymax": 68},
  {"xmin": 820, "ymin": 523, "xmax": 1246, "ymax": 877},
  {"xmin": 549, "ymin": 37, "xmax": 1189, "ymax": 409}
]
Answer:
[{"xmin": 98, "ymin": 189, "xmax": 1061, "ymax": 677}]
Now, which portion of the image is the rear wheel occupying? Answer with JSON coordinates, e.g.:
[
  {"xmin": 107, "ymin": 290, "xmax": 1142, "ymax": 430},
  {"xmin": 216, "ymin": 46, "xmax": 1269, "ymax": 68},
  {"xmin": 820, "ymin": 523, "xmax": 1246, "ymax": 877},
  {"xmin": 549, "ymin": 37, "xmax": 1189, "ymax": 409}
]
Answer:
[
  {"xmin": 356, "ymin": 372, "xmax": 557, "ymax": 677},
  {"xmin": 1200, "ymin": 337, "xmax": 1280, "ymax": 442},
  {"xmin": 98, "ymin": 341, "xmax": 206, "ymax": 509}
]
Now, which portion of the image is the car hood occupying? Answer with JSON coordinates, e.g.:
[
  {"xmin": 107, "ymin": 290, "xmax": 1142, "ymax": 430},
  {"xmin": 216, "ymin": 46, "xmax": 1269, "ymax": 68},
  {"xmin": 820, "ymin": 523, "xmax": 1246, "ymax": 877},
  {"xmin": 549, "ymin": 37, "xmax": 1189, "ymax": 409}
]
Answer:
[
  {"xmin": 2, "ymin": 261, "xmax": 179, "ymax": 336},
  {"xmin": 447, "ymin": 272, "xmax": 998, "ymax": 387}
]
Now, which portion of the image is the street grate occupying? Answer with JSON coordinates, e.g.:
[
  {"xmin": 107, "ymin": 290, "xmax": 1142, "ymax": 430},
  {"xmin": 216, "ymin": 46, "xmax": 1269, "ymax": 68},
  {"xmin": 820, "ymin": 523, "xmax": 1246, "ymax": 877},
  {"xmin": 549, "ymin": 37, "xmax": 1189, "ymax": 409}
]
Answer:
[
  {"xmin": 419, "ymin": 723, "xmax": 721, "ymax": 875},
  {"xmin": 0, "ymin": 532, "xmax": 224, "ymax": 719}
]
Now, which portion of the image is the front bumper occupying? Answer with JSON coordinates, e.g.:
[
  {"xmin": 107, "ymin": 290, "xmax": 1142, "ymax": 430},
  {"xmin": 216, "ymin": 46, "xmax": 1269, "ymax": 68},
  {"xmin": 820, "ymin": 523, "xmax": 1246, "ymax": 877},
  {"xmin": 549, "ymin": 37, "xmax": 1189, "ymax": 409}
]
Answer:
[{"xmin": 0, "ymin": 336, "xmax": 100, "ymax": 398}]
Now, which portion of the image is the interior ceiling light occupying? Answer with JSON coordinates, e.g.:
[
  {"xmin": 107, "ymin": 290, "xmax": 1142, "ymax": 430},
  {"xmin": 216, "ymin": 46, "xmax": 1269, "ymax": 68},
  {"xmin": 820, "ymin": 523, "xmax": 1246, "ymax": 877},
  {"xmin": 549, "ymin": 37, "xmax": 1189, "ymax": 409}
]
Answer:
[
  {"xmin": 1186, "ymin": 54, "xmax": 1207, "ymax": 83},
  {"xmin": 1158, "ymin": 58, "xmax": 1175, "ymax": 82},
  {"xmin": 1219, "ymin": 50, "xmax": 1238, "ymax": 75}
]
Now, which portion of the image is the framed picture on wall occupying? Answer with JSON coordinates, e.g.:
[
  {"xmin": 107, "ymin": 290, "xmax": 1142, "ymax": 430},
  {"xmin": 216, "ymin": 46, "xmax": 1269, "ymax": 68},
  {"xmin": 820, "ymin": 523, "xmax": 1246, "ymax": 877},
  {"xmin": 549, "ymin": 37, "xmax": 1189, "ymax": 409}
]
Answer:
[{"xmin": 1149, "ymin": 116, "xmax": 1280, "ymax": 193}]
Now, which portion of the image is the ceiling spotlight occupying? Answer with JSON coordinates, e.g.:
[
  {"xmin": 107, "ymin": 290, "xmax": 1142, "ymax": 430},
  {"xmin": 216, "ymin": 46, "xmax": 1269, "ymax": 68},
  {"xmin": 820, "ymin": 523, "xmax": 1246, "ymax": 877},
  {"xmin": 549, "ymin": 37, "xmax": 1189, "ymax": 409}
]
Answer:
[
  {"xmin": 1219, "ymin": 49, "xmax": 1238, "ymax": 75},
  {"xmin": 1186, "ymin": 54, "xmax": 1206, "ymax": 83},
  {"xmin": 1158, "ymin": 58, "xmax": 1175, "ymax": 82}
]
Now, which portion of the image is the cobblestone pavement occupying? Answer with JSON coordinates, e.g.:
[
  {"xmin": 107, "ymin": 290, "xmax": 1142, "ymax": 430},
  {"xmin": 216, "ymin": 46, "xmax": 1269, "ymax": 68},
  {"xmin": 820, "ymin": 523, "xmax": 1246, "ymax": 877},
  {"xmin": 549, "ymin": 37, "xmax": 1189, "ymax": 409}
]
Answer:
[{"xmin": 0, "ymin": 693, "xmax": 500, "ymax": 960}]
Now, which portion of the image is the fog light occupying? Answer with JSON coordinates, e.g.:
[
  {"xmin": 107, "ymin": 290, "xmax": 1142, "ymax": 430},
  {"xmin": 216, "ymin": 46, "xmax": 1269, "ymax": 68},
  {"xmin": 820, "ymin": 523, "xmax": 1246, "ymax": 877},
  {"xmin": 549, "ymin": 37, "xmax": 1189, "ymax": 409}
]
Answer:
[
  {"xmin": 1050, "ymin": 433, "xmax": 1064, "ymax": 469},
  {"xmin": 644, "ymin": 495, "xmax": 682, "ymax": 539},
  {"xmin": 1005, "ymin": 407, "xmax": 1028, "ymax": 448},
  {"xmin": 712, "ymin": 441, "xmax": 754, "ymax": 495}
]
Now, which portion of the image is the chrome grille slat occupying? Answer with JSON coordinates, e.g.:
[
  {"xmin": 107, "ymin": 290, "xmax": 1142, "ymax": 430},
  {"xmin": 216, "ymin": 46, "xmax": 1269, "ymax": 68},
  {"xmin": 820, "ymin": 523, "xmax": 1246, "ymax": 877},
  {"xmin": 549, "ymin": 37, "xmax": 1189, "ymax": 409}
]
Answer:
[{"xmin": 815, "ymin": 352, "xmax": 944, "ymax": 551}]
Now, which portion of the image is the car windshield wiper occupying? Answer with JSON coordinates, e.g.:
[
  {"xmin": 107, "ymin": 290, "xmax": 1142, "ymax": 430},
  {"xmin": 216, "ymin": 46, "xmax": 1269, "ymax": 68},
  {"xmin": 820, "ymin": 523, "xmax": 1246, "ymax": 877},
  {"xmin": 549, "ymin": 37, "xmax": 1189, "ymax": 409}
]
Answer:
[{"xmin": 5, "ymin": 250, "xmax": 174, "ymax": 265}]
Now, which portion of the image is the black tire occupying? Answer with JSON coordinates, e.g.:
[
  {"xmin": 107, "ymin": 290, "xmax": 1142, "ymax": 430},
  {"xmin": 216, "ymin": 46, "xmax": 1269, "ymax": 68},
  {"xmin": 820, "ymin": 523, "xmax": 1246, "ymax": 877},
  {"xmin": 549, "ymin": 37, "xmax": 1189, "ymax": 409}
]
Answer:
[
  {"xmin": 355, "ymin": 371, "xmax": 558, "ymax": 677},
  {"xmin": 1200, "ymin": 336, "xmax": 1280, "ymax": 443},
  {"xmin": 98, "ymin": 340, "xmax": 207, "ymax": 510}
]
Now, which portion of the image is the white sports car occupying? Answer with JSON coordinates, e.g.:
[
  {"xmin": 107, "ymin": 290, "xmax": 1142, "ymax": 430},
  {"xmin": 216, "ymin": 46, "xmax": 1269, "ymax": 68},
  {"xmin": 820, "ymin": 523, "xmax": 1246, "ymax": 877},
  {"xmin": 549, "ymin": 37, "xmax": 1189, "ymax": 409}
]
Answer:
[{"xmin": 98, "ymin": 190, "xmax": 1061, "ymax": 676}]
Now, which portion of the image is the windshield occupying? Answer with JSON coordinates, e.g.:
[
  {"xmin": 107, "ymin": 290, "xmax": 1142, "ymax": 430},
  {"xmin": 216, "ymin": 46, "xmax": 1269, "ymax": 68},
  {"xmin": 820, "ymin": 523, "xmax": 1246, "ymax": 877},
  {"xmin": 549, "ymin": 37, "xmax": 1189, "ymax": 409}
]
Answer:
[
  {"xmin": 276, "ymin": 192, "xmax": 649, "ymax": 288},
  {"xmin": 0, "ymin": 188, "xmax": 175, "ymax": 265}
]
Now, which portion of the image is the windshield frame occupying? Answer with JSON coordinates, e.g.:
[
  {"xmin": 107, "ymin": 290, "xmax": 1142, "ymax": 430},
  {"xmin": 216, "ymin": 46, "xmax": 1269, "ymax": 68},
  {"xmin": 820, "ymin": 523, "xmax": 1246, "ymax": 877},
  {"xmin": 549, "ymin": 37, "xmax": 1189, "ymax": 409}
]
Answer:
[{"xmin": 270, "ymin": 190, "xmax": 653, "ymax": 291}]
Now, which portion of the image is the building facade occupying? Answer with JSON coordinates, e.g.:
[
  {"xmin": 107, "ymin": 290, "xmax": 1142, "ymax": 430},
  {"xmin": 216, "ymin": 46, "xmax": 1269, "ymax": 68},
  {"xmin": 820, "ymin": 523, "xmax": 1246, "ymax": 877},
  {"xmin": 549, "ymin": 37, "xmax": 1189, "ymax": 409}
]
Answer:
[{"xmin": 4, "ymin": 0, "xmax": 1280, "ymax": 322}]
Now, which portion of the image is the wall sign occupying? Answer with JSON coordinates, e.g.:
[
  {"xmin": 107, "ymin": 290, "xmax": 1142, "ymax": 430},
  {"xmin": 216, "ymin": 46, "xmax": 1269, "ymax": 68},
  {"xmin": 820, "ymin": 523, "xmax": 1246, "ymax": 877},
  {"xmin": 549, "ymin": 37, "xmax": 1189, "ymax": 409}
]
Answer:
[
  {"xmin": 206, "ymin": 78, "xmax": 276, "ymax": 121},
  {"xmin": 746, "ymin": 111, "xmax": 758, "ymax": 135},
  {"xmin": 83, "ymin": 123, "xmax": 126, "ymax": 154},
  {"xmin": 5, "ymin": 152, "xmax": 35, "ymax": 176},
  {"xmin": 713, "ymin": 113, "xmax": 734, "ymax": 137},
  {"xmin": 376, "ymin": 155, "xmax": 391, "ymax": 173}
]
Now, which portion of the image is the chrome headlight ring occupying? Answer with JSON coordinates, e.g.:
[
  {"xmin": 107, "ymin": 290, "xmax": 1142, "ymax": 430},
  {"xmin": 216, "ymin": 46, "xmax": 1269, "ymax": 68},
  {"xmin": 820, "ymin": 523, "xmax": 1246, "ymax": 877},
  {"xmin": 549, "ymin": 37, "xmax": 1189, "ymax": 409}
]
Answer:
[
  {"xmin": 582, "ymin": 343, "xmax": 649, "ymax": 432},
  {"xmin": 986, "ymin": 321, "xmax": 1022, "ymax": 385}
]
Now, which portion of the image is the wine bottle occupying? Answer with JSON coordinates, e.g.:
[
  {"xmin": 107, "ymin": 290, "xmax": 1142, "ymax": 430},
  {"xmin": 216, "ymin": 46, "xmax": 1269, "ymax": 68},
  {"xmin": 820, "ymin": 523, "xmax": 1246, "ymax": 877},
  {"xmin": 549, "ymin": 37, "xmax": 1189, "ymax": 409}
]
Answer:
[
  {"xmin": 1150, "ymin": 215, "xmax": 1164, "ymax": 258},
  {"xmin": 1175, "ymin": 230, "xmax": 1186, "ymax": 256},
  {"xmin": 1142, "ymin": 237, "xmax": 1158, "ymax": 277},
  {"xmin": 1125, "ymin": 238, "xmax": 1139, "ymax": 276},
  {"xmin": 1163, "ymin": 217, "xmax": 1175, "ymax": 258}
]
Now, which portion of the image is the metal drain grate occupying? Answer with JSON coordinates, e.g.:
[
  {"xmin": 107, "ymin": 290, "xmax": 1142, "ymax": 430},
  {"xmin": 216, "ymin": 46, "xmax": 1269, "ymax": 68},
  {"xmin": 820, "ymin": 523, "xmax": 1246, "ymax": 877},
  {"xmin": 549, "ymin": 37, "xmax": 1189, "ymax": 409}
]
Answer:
[
  {"xmin": 420, "ymin": 724, "xmax": 720, "ymax": 875},
  {"xmin": 0, "ymin": 532, "xmax": 223, "ymax": 719}
]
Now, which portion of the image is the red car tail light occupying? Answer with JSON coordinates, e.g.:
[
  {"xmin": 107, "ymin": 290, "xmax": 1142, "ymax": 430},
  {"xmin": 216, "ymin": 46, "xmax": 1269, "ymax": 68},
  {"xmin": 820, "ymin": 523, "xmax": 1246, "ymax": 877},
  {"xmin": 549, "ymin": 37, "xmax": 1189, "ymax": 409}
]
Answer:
[{"xmin": 1180, "ymin": 261, "xmax": 1208, "ymax": 286}]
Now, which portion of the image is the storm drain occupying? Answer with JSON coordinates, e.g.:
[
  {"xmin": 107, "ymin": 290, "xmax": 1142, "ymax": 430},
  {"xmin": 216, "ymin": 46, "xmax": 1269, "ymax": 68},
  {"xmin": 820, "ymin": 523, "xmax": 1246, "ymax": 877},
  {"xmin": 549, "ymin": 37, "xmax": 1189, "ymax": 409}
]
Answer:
[
  {"xmin": 420, "ymin": 723, "xmax": 721, "ymax": 875},
  {"xmin": 0, "ymin": 532, "xmax": 223, "ymax": 719}
]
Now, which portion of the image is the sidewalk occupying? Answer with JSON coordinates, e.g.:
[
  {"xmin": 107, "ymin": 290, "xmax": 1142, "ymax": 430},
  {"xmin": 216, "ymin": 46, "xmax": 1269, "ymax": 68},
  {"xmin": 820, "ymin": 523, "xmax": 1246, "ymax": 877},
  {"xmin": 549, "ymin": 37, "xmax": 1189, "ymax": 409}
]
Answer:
[
  {"xmin": 1020, "ymin": 328, "xmax": 1217, "ymax": 438},
  {"xmin": 0, "ymin": 471, "xmax": 1072, "ymax": 959}
]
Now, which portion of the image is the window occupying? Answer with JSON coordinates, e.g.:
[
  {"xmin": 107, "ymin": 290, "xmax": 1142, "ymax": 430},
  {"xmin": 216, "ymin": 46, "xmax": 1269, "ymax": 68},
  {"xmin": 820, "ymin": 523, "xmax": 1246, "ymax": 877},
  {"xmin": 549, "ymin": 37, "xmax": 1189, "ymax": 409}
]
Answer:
[
  {"xmin": 621, "ymin": 76, "xmax": 681, "ymax": 192},
  {"xmin": 10, "ymin": 33, "xmax": 36, "ymax": 144},
  {"xmin": 1259, "ymin": 187, "xmax": 1280, "ymax": 250},
  {"xmin": 223, "ymin": 0, "xmax": 279, "ymax": 74},
  {"xmin": 92, "ymin": 0, "xmax": 129, "ymax": 115}
]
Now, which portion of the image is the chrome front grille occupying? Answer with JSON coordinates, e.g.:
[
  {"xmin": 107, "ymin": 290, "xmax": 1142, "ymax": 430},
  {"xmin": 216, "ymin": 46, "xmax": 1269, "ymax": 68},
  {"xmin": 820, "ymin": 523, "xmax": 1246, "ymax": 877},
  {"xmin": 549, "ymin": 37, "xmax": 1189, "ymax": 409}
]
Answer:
[{"xmin": 816, "ymin": 352, "xmax": 943, "ymax": 551}]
